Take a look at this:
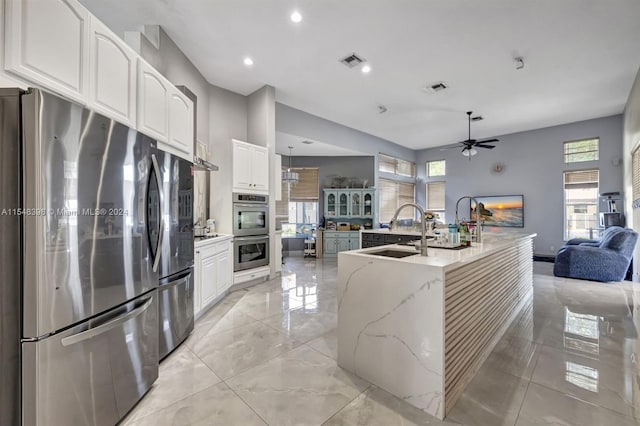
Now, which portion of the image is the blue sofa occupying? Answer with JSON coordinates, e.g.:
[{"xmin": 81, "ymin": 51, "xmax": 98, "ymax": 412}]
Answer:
[{"xmin": 553, "ymin": 226, "xmax": 638, "ymax": 282}]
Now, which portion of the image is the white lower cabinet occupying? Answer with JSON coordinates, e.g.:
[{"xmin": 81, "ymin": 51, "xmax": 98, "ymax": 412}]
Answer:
[{"xmin": 194, "ymin": 236, "xmax": 233, "ymax": 317}]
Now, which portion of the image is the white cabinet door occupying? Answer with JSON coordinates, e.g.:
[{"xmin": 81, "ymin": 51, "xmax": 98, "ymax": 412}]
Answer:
[
  {"xmin": 137, "ymin": 59, "xmax": 168, "ymax": 141},
  {"xmin": 4, "ymin": 0, "xmax": 89, "ymax": 104},
  {"xmin": 194, "ymin": 249, "xmax": 202, "ymax": 315},
  {"xmin": 88, "ymin": 16, "xmax": 136, "ymax": 126},
  {"xmin": 252, "ymin": 145, "xmax": 269, "ymax": 192},
  {"xmin": 200, "ymin": 254, "xmax": 217, "ymax": 308},
  {"xmin": 232, "ymin": 140, "xmax": 253, "ymax": 191},
  {"xmin": 216, "ymin": 250, "xmax": 232, "ymax": 295},
  {"xmin": 167, "ymin": 87, "xmax": 193, "ymax": 158}
]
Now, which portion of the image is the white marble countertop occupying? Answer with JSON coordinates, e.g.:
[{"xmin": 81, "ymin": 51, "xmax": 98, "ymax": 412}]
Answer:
[
  {"xmin": 194, "ymin": 233, "xmax": 233, "ymax": 248},
  {"xmin": 341, "ymin": 233, "xmax": 536, "ymax": 272}
]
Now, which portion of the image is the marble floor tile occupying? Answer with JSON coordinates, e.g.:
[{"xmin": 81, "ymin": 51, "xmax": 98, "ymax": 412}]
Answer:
[
  {"xmin": 481, "ymin": 334, "xmax": 541, "ymax": 380},
  {"xmin": 124, "ymin": 382, "xmax": 266, "ymax": 426},
  {"xmin": 516, "ymin": 382, "xmax": 638, "ymax": 426},
  {"xmin": 324, "ymin": 386, "xmax": 460, "ymax": 426},
  {"xmin": 307, "ymin": 329, "xmax": 338, "ymax": 360},
  {"xmin": 529, "ymin": 344, "xmax": 635, "ymax": 417},
  {"xmin": 227, "ymin": 345, "xmax": 369, "ymax": 426},
  {"xmin": 185, "ymin": 306, "xmax": 257, "ymax": 348},
  {"xmin": 190, "ymin": 321, "xmax": 302, "ymax": 380},
  {"xmin": 232, "ymin": 289, "xmax": 306, "ymax": 320},
  {"xmin": 123, "ymin": 346, "xmax": 221, "ymax": 422},
  {"xmin": 262, "ymin": 303, "xmax": 338, "ymax": 343},
  {"xmin": 445, "ymin": 363, "xmax": 530, "ymax": 426},
  {"xmin": 121, "ymin": 258, "xmax": 640, "ymax": 425}
]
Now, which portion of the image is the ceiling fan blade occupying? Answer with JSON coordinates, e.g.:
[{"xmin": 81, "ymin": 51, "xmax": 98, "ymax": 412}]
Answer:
[
  {"xmin": 477, "ymin": 138, "xmax": 499, "ymax": 144},
  {"xmin": 475, "ymin": 145, "xmax": 496, "ymax": 149}
]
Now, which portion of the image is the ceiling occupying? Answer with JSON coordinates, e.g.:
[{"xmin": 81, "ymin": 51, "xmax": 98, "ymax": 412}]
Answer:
[
  {"xmin": 276, "ymin": 132, "xmax": 366, "ymax": 157},
  {"xmin": 82, "ymin": 0, "xmax": 640, "ymax": 150}
]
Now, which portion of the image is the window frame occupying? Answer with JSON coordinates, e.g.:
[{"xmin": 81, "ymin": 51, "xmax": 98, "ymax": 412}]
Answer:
[
  {"xmin": 426, "ymin": 181, "xmax": 446, "ymax": 223},
  {"xmin": 427, "ymin": 159, "xmax": 446, "ymax": 177},
  {"xmin": 563, "ymin": 168, "xmax": 599, "ymax": 241},
  {"xmin": 378, "ymin": 153, "xmax": 416, "ymax": 178},
  {"xmin": 563, "ymin": 138, "xmax": 600, "ymax": 164}
]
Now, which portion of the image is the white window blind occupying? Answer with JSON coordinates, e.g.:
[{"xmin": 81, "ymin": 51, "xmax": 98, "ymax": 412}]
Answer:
[
  {"xmin": 379, "ymin": 178, "xmax": 415, "ymax": 222},
  {"xmin": 378, "ymin": 154, "xmax": 416, "ymax": 177},
  {"xmin": 564, "ymin": 138, "xmax": 599, "ymax": 163},
  {"xmin": 427, "ymin": 182, "xmax": 446, "ymax": 211},
  {"xmin": 633, "ymin": 147, "xmax": 640, "ymax": 204}
]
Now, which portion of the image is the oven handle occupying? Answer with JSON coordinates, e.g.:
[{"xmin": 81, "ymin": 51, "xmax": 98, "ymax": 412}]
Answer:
[
  {"xmin": 233, "ymin": 203, "xmax": 268, "ymax": 208},
  {"xmin": 235, "ymin": 235, "xmax": 270, "ymax": 242}
]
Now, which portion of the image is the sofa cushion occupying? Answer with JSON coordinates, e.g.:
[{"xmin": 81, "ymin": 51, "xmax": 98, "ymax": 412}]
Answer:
[
  {"xmin": 596, "ymin": 226, "xmax": 624, "ymax": 248},
  {"xmin": 600, "ymin": 229, "xmax": 638, "ymax": 258}
]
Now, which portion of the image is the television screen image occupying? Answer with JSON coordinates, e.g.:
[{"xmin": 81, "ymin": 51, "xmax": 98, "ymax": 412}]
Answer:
[{"xmin": 471, "ymin": 195, "xmax": 524, "ymax": 228}]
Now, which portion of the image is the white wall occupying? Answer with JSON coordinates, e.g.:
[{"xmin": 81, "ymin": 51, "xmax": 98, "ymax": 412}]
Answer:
[
  {"xmin": 623, "ymin": 67, "xmax": 640, "ymax": 279},
  {"xmin": 416, "ymin": 115, "xmax": 624, "ymax": 256}
]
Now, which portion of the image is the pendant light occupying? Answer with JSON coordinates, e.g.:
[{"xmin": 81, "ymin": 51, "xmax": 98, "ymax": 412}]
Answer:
[{"xmin": 282, "ymin": 146, "xmax": 299, "ymax": 184}]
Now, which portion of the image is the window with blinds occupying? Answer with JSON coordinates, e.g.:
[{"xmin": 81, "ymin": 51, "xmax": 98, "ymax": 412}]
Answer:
[
  {"xmin": 276, "ymin": 168, "xmax": 319, "ymax": 229},
  {"xmin": 563, "ymin": 169, "xmax": 599, "ymax": 240},
  {"xmin": 379, "ymin": 178, "xmax": 415, "ymax": 223},
  {"xmin": 378, "ymin": 154, "xmax": 416, "ymax": 177},
  {"xmin": 427, "ymin": 182, "xmax": 446, "ymax": 221},
  {"xmin": 564, "ymin": 138, "xmax": 599, "ymax": 163},
  {"xmin": 633, "ymin": 147, "xmax": 640, "ymax": 205}
]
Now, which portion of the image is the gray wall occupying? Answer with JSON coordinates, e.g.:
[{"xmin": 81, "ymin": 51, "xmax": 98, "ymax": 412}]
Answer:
[
  {"xmin": 282, "ymin": 155, "xmax": 375, "ymax": 220},
  {"xmin": 416, "ymin": 115, "xmax": 624, "ymax": 256},
  {"xmin": 208, "ymin": 85, "xmax": 248, "ymax": 234},
  {"xmin": 276, "ymin": 103, "xmax": 415, "ymax": 161}
]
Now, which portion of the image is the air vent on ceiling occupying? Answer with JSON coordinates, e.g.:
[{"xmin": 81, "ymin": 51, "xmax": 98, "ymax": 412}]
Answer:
[
  {"xmin": 340, "ymin": 53, "xmax": 365, "ymax": 68},
  {"xmin": 428, "ymin": 82, "xmax": 448, "ymax": 92},
  {"xmin": 301, "ymin": 140, "xmax": 314, "ymax": 145},
  {"xmin": 471, "ymin": 115, "xmax": 483, "ymax": 122}
]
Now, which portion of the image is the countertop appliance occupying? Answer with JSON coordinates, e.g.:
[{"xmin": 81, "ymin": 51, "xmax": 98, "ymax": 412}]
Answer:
[
  {"xmin": 155, "ymin": 150, "xmax": 195, "ymax": 360},
  {"xmin": 1, "ymin": 88, "xmax": 159, "ymax": 425},
  {"xmin": 233, "ymin": 193, "xmax": 269, "ymax": 236}
]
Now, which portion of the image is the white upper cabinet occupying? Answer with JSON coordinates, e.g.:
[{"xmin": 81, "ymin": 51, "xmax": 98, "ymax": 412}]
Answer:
[
  {"xmin": 232, "ymin": 140, "xmax": 254, "ymax": 190},
  {"xmin": 137, "ymin": 58, "xmax": 169, "ymax": 142},
  {"xmin": 4, "ymin": 0, "xmax": 90, "ymax": 103},
  {"xmin": 251, "ymin": 145, "xmax": 269, "ymax": 192},
  {"xmin": 168, "ymin": 87, "xmax": 194, "ymax": 158},
  {"xmin": 232, "ymin": 139, "xmax": 269, "ymax": 194},
  {"xmin": 88, "ymin": 16, "xmax": 136, "ymax": 126}
]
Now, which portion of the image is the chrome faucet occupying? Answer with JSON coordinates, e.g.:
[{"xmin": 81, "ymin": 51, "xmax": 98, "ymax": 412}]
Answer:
[
  {"xmin": 455, "ymin": 196, "xmax": 482, "ymax": 244},
  {"xmin": 390, "ymin": 203, "xmax": 428, "ymax": 256}
]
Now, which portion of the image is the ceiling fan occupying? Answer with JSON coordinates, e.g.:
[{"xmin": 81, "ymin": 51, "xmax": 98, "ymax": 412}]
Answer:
[{"xmin": 442, "ymin": 111, "xmax": 499, "ymax": 159}]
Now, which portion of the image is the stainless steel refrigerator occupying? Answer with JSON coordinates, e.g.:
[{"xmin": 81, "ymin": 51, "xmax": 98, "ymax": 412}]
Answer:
[
  {"xmin": 0, "ymin": 88, "xmax": 166, "ymax": 425},
  {"xmin": 155, "ymin": 150, "xmax": 195, "ymax": 360}
]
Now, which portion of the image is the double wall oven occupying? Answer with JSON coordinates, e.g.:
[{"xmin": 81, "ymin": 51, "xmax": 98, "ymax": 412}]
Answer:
[{"xmin": 233, "ymin": 193, "xmax": 269, "ymax": 271}]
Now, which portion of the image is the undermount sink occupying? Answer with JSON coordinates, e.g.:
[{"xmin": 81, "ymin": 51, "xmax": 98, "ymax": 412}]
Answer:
[{"xmin": 366, "ymin": 249, "xmax": 418, "ymax": 258}]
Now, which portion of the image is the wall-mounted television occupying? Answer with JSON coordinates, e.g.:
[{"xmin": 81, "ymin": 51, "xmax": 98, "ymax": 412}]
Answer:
[{"xmin": 470, "ymin": 195, "xmax": 524, "ymax": 228}]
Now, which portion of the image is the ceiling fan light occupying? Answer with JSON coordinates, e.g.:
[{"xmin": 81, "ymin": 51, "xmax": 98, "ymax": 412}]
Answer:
[{"xmin": 462, "ymin": 148, "xmax": 478, "ymax": 157}]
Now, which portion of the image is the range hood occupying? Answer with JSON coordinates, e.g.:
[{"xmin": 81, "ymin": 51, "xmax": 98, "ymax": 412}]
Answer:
[{"xmin": 176, "ymin": 85, "xmax": 219, "ymax": 171}]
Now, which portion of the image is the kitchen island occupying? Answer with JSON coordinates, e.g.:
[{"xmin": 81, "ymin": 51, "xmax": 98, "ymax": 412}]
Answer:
[{"xmin": 337, "ymin": 233, "xmax": 535, "ymax": 420}]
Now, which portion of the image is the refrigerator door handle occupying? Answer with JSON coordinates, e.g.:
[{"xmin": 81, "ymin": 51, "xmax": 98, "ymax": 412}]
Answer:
[
  {"xmin": 60, "ymin": 297, "xmax": 153, "ymax": 347},
  {"xmin": 151, "ymin": 153, "xmax": 164, "ymax": 272}
]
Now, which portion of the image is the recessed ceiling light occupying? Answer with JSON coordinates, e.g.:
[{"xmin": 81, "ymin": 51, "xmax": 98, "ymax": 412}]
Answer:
[
  {"xmin": 243, "ymin": 57, "xmax": 254, "ymax": 66},
  {"xmin": 290, "ymin": 11, "xmax": 302, "ymax": 23},
  {"xmin": 361, "ymin": 65, "xmax": 372, "ymax": 74}
]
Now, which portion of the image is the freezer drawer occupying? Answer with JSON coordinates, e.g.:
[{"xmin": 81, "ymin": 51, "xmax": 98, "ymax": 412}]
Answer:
[
  {"xmin": 158, "ymin": 268, "xmax": 194, "ymax": 360},
  {"xmin": 22, "ymin": 291, "xmax": 158, "ymax": 426}
]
